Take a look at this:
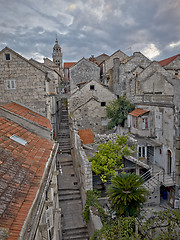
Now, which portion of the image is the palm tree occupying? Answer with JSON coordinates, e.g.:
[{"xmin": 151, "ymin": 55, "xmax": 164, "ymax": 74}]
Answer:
[{"xmin": 107, "ymin": 172, "xmax": 149, "ymax": 217}]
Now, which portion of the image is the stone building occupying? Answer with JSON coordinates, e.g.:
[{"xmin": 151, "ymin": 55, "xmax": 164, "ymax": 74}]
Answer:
[
  {"xmin": 89, "ymin": 53, "xmax": 109, "ymax": 66},
  {"xmin": 116, "ymin": 59, "xmax": 180, "ymax": 207},
  {"xmin": 29, "ymin": 58, "xmax": 61, "ymax": 94},
  {"xmin": 0, "ymin": 103, "xmax": 60, "ymax": 240},
  {"xmin": 69, "ymin": 79, "xmax": 116, "ymax": 134},
  {"xmin": 112, "ymin": 52, "xmax": 151, "ymax": 98},
  {"xmin": 101, "ymin": 49, "xmax": 128, "ymax": 86},
  {"xmin": 158, "ymin": 54, "xmax": 180, "ymax": 78},
  {"xmin": 0, "ymin": 46, "xmax": 57, "ymax": 120},
  {"xmin": 69, "ymin": 58, "xmax": 100, "ymax": 93}
]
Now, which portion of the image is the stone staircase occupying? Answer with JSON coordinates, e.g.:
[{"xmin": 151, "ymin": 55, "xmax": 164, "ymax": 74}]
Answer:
[
  {"xmin": 57, "ymin": 104, "xmax": 89, "ymax": 240},
  {"xmin": 141, "ymin": 168, "xmax": 175, "ymax": 206},
  {"xmin": 58, "ymin": 187, "xmax": 81, "ymax": 201},
  {"xmin": 57, "ymin": 106, "xmax": 71, "ymax": 154},
  {"xmin": 62, "ymin": 227, "xmax": 89, "ymax": 240}
]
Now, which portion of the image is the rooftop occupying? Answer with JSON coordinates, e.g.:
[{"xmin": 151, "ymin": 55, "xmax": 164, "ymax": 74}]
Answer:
[
  {"xmin": 129, "ymin": 108, "xmax": 149, "ymax": 117},
  {"xmin": 158, "ymin": 54, "xmax": 180, "ymax": 66},
  {"xmin": 64, "ymin": 62, "xmax": 76, "ymax": 68},
  {"xmin": 0, "ymin": 116, "xmax": 54, "ymax": 239},
  {"xmin": 1, "ymin": 102, "xmax": 51, "ymax": 130}
]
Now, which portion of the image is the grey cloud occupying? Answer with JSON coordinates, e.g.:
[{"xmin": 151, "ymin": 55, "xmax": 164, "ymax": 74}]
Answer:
[{"xmin": 0, "ymin": 0, "xmax": 179, "ymax": 62}]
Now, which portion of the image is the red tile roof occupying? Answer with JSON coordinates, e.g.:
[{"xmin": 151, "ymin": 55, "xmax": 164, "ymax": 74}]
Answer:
[
  {"xmin": 64, "ymin": 62, "xmax": 76, "ymax": 68},
  {"xmin": 129, "ymin": 108, "xmax": 149, "ymax": 117},
  {"xmin": 0, "ymin": 116, "xmax": 54, "ymax": 239},
  {"xmin": 78, "ymin": 129, "xmax": 94, "ymax": 144},
  {"xmin": 158, "ymin": 54, "xmax": 180, "ymax": 66},
  {"xmin": 1, "ymin": 102, "xmax": 51, "ymax": 130}
]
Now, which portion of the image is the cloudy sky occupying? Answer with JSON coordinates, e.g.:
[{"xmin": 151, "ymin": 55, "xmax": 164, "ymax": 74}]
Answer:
[{"xmin": 0, "ymin": 0, "xmax": 180, "ymax": 62}]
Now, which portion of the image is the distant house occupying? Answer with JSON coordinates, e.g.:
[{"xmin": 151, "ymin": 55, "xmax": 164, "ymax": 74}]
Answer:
[
  {"xmin": 69, "ymin": 58, "xmax": 100, "ymax": 93},
  {"xmin": 64, "ymin": 62, "xmax": 76, "ymax": 81},
  {"xmin": 101, "ymin": 49, "xmax": 129, "ymax": 86},
  {"xmin": 112, "ymin": 52, "xmax": 151, "ymax": 98},
  {"xmin": 0, "ymin": 103, "xmax": 60, "ymax": 239},
  {"xmin": 69, "ymin": 79, "xmax": 116, "ymax": 133},
  {"xmin": 29, "ymin": 58, "xmax": 62, "ymax": 94},
  {"xmin": 0, "ymin": 46, "xmax": 57, "ymax": 120},
  {"xmin": 158, "ymin": 54, "xmax": 180, "ymax": 78}
]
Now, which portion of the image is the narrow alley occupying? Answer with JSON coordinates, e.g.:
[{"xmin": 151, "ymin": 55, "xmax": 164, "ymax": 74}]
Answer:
[{"xmin": 56, "ymin": 104, "xmax": 89, "ymax": 240}]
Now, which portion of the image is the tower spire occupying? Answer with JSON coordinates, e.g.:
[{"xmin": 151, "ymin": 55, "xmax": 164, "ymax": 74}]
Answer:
[{"xmin": 52, "ymin": 36, "xmax": 62, "ymax": 70}]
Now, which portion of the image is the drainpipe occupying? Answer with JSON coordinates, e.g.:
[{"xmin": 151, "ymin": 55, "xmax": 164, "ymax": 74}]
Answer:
[
  {"xmin": 113, "ymin": 58, "xmax": 120, "ymax": 93},
  {"xmin": 176, "ymin": 136, "xmax": 180, "ymax": 196}
]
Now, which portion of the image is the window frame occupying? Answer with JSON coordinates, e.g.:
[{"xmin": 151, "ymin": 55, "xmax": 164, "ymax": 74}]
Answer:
[
  {"xmin": 90, "ymin": 85, "xmax": 95, "ymax": 90},
  {"xmin": 142, "ymin": 116, "xmax": 149, "ymax": 130},
  {"xmin": 5, "ymin": 53, "xmax": 11, "ymax": 61},
  {"xmin": 132, "ymin": 116, "xmax": 138, "ymax": 128},
  {"xmin": 101, "ymin": 102, "xmax": 106, "ymax": 107},
  {"xmin": 6, "ymin": 79, "xmax": 16, "ymax": 90}
]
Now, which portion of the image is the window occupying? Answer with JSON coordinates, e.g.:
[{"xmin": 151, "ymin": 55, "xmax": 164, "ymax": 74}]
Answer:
[
  {"xmin": 10, "ymin": 134, "xmax": 27, "ymax": 146},
  {"xmin": 132, "ymin": 116, "xmax": 138, "ymax": 128},
  {"xmin": 175, "ymin": 70, "xmax": 178, "ymax": 76},
  {"xmin": 5, "ymin": 53, "xmax": 10, "ymax": 61},
  {"xmin": 6, "ymin": 79, "xmax": 16, "ymax": 90},
  {"xmin": 101, "ymin": 117, "xmax": 108, "ymax": 126},
  {"xmin": 142, "ymin": 116, "xmax": 149, "ymax": 129},
  {"xmin": 101, "ymin": 102, "xmax": 106, "ymax": 107},
  {"xmin": 90, "ymin": 85, "xmax": 94, "ymax": 90},
  {"xmin": 138, "ymin": 146, "xmax": 146, "ymax": 159}
]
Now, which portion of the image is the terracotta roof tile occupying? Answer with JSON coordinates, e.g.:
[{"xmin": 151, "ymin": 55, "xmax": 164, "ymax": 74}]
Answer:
[
  {"xmin": 0, "ymin": 116, "xmax": 54, "ymax": 239},
  {"xmin": 64, "ymin": 62, "xmax": 76, "ymax": 68},
  {"xmin": 129, "ymin": 108, "xmax": 149, "ymax": 117},
  {"xmin": 1, "ymin": 102, "xmax": 51, "ymax": 130},
  {"xmin": 158, "ymin": 54, "xmax": 180, "ymax": 66},
  {"xmin": 78, "ymin": 129, "xmax": 94, "ymax": 144}
]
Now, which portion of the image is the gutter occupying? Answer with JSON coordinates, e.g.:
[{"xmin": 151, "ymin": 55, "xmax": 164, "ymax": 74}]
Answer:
[{"xmin": 18, "ymin": 142, "xmax": 59, "ymax": 240}]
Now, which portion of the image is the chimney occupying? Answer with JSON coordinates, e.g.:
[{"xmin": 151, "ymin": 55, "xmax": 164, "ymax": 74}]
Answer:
[{"xmin": 113, "ymin": 58, "xmax": 120, "ymax": 91}]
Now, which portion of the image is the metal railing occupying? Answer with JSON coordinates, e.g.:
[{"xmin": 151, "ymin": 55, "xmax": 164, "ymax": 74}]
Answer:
[{"xmin": 143, "ymin": 170, "xmax": 163, "ymax": 192}]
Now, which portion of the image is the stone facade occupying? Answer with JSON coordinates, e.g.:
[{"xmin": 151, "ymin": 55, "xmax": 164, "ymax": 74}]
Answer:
[
  {"xmin": 158, "ymin": 54, "xmax": 180, "ymax": 78},
  {"xmin": 113, "ymin": 54, "xmax": 180, "ymax": 205},
  {"xmin": 69, "ymin": 58, "xmax": 100, "ymax": 93},
  {"xmin": 69, "ymin": 80, "xmax": 116, "ymax": 134},
  {"xmin": 113, "ymin": 52, "xmax": 151, "ymax": 98},
  {"xmin": 29, "ymin": 58, "xmax": 61, "ymax": 94},
  {"xmin": 101, "ymin": 49, "xmax": 128, "ymax": 86},
  {"xmin": 0, "ymin": 47, "xmax": 57, "ymax": 118}
]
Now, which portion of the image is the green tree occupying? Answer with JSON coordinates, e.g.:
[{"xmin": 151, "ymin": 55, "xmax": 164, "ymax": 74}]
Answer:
[
  {"xmin": 107, "ymin": 173, "xmax": 149, "ymax": 217},
  {"xmin": 89, "ymin": 135, "xmax": 132, "ymax": 183},
  {"xmin": 106, "ymin": 96, "xmax": 135, "ymax": 129}
]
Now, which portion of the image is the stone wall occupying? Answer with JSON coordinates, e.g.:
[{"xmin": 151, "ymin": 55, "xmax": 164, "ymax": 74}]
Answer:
[
  {"xmin": 0, "ymin": 48, "xmax": 49, "ymax": 116},
  {"xmin": 113, "ymin": 52, "xmax": 151, "ymax": 98},
  {"xmin": 70, "ymin": 126, "xmax": 93, "ymax": 207},
  {"xmin": 69, "ymin": 80, "xmax": 116, "ymax": 134},
  {"xmin": 69, "ymin": 58, "xmax": 100, "ymax": 93}
]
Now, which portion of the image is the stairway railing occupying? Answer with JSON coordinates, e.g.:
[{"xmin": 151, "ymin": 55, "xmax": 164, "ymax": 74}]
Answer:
[{"xmin": 143, "ymin": 170, "xmax": 163, "ymax": 192}]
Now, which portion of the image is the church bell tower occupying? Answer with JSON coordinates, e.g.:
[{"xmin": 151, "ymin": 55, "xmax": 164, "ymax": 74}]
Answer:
[{"xmin": 52, "ymin": 37, "xmax": 62, "ymax": 69}]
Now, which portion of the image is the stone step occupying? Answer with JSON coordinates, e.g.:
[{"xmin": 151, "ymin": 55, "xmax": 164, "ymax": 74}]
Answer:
[
  {"xmin": 62, "ymin": 226, "xmax": 89, "ymax": 240},
  {"xmin": 59, "ymin": 142, "xmax": 71, "ymax": 146},
  {"xmin": 58, "ymin": 147, "xmax": 71, "ymax": 154},
  {"xmin": 60, "ymin": 160, "xmax": 73, "ymax": 166},
  {"xmin": 58, "ymin": 136, "xmax": 70, "ymax": 139},
  {"xmin": 59, "ymin": 195, "xmax": 81, "ymax": 201},
  {"xmin": 59, "ymin": 189, "xmax": 80, "ymax": 196}
]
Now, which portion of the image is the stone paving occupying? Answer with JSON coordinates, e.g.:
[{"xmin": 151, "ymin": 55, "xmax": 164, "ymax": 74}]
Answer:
[{"xmin": 57, "ymin": 105, "xmax": 89, "ymax": 239}]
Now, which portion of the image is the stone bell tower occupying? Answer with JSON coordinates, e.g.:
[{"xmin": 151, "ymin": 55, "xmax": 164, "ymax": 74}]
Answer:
[{"xmin": 52, "ymin": 37, "xmax": 62, "ymax": 69}]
